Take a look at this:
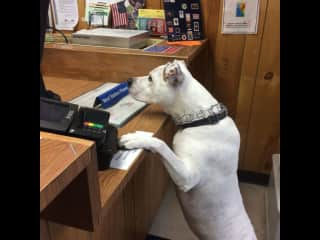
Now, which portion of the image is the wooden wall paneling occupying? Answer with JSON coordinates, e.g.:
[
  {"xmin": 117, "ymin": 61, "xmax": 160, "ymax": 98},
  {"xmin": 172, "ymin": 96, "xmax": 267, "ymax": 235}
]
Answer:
[
  {"xmin": 201, "ymin": 0, "xmax": 221, "ymax": 95},
  {"xmin": 235, "ymin": 0, "xmax": 269, "ymax": 170},
  {"xmin": 210, "ymin": 1, "xmax": 246, "ymax": 118},
  {"xmin": 145, "ymin": 0, "xmax": 161, "ymax": 9},
  {"xmin": 243, "ymin": 0, "xmax": 280, "ymax": 173},
  {"xmin": 160, "ymin": 0, "xmax": 164, "ymax": 9},
  {"xmin": 188, "ymin": 43, "xmax": 210, "ymax": 91},
  {"xmin": 203, "ymin": 0, "xmax": 279, "ymax": 173},
  {"xmin": 204, "ymin": 0, "xmax": 221, "ymax": 51}
]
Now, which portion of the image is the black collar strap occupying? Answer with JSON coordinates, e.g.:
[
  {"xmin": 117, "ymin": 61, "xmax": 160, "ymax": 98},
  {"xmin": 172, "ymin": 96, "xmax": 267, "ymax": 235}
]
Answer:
[{"xmin": 176, "ymin": 103, "xmax": 228, "ymax": 129}]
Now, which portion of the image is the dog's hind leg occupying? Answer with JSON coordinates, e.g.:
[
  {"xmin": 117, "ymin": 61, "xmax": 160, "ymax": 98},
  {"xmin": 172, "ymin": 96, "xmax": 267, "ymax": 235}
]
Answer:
[{"xmin": 119, "ymin": 132, "xmax": 200, "ymax": 192}]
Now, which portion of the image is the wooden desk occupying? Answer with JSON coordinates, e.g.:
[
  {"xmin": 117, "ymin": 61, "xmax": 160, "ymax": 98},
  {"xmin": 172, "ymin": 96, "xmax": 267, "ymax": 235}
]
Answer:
[{"xmin": 40, "ymin": 77, "xmax": 174, "ymax": 240}]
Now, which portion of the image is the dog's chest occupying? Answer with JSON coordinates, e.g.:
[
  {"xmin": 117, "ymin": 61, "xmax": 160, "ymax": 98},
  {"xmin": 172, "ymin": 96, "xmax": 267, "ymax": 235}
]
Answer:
[
  {"xmin": 173, "ymin": 124, "xmax": 240, "ymax": 182},
  {"xmin": 172, "ymin": 126, "xmax": 227, "ymax": 167}
]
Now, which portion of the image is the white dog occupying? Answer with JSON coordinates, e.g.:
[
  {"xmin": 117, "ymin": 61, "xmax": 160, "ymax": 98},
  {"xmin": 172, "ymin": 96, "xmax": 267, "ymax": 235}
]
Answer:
[{"xmin": 119, "ymin": 60, "xmax": 257, "ymax": 240}]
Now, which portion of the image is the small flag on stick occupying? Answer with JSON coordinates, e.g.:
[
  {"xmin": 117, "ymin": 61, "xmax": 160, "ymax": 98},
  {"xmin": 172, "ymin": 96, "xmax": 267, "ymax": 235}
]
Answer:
[{"xmin": 110, "ymin": 1, "xmax": 128, "ymax": 28}]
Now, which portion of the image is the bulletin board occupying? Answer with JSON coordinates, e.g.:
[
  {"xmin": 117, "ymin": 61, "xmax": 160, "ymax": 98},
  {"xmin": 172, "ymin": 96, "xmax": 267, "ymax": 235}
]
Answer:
[{"xmin": 163, "ymin": 0, "xmax": 204, "ymax": 41}]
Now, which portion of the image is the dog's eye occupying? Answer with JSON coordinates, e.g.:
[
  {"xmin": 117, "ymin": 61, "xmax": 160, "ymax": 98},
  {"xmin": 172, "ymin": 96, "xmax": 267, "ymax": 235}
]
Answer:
[{"xmin": 148, "ymin": 76, "xmax": 153, "ymax": 82}]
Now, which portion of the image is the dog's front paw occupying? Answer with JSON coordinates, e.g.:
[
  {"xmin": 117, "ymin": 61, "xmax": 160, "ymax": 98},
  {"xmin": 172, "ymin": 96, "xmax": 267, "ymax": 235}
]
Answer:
[{"xmin": 119, "ymin": 133, "xmax": 163, "ymax": 153}]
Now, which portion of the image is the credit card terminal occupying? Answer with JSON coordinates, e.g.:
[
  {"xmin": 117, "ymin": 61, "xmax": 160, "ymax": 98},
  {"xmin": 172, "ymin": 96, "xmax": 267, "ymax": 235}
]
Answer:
[{"xmin": 40, "ymin": 97, "xmax": 118, "ymax": 170}]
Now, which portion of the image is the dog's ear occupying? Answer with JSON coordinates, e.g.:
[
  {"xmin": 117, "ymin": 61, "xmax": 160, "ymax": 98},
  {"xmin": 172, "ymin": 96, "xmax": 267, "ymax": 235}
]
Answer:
[{"xmin": 164, "ymin": 61, "xmax": 184, "ymax": 87}]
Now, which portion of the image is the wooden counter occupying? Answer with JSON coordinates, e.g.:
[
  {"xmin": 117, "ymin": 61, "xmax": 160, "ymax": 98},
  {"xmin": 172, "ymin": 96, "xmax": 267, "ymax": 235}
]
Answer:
[
  {"xmin": 41, "ymin": 77, "xmax": 174, "ymax": 240},
  {"xmin": 40, "ymin": 39, "xmax": 207, "ymax": 239}
]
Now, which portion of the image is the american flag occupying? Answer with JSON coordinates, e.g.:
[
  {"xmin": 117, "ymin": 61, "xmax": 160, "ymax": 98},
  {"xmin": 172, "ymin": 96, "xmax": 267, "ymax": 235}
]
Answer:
[{"xmin": 111, "ymin": 1, "xmax": 128, "ymax": 28}]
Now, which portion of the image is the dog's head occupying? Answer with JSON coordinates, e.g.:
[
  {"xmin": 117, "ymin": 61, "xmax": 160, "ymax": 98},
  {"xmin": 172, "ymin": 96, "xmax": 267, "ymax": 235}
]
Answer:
[{"xmin": 127, "ymin": 60, "xmax": 187, "ymax": 105}]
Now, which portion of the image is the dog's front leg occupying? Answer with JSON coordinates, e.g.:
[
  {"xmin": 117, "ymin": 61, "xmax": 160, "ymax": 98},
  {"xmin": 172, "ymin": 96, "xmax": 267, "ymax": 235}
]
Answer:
[{"xmin": 119, "ymin": 133, "xmax": 200, "ymax": 192}]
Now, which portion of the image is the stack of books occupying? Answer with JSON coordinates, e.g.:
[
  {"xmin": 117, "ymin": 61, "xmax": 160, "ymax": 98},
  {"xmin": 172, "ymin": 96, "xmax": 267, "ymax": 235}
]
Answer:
[{"xmin": 72, "ymin": 28, "xmax": 150, "ymax": 48}]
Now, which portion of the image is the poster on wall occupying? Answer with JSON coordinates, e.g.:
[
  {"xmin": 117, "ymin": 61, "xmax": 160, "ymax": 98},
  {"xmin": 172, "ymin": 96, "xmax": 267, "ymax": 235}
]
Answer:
[
  {"xmin": 51, "ymin": 0, "xmax": 79, "ymax": 30},
  {"xmin": 222, "ymin": 0, "xmax": 260, "ymax": 34}
]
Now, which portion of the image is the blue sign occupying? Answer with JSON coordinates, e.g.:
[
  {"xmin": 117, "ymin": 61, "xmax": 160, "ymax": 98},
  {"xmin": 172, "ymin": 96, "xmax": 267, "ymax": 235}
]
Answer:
[{"xmin": 94, "ymin": 82, "xmax": 129, "ymax": 109}]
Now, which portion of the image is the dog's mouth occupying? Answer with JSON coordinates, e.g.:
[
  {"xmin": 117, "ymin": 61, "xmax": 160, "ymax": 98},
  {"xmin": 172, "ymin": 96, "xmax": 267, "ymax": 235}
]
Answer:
[{"xmin": 128, "ymin": 88, "xmax": 148, "ymax": 103}]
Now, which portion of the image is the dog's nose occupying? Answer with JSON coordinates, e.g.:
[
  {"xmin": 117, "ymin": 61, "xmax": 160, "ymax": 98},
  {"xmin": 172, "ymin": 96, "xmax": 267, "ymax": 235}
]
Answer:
[{"xmin": 127, "ymin": 78, "xmax": 133, "ymax": 87}]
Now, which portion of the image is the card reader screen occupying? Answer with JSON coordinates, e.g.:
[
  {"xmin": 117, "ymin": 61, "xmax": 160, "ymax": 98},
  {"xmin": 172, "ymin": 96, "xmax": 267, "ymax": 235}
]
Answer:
[{"xmin": 40, "ymin": 100, "xmax": 70, "ymax": 122}]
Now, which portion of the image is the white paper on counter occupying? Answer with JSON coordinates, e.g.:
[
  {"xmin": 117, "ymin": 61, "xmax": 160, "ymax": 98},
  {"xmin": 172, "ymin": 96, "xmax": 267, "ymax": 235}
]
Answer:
[{"xmin": 109, "ymin": 131, "xmax": 153, "ymax": 170}]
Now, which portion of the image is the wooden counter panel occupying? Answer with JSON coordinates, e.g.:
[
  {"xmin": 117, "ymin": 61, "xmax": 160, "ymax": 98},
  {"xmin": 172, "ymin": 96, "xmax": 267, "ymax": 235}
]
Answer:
[
  {"xmin": 40, "ymin": 139, "xmax": 88, "ymax": 190},
  {"xmin": 44, "ymin": 40, "xmax": 207, "ymax": 58},
  {"xmin": 42, "ymin": 51, "xmax": 182, "ymax": 82},
  {"xmin": 41, "ymin": 139, "xmax": 101, "ymax": 232},
  {"xmin": 40, "ymin": 136, "xmax": 93, "ymax": 212},
  {"xmin": 42, "ymin": 40, "xmax": 208, "ymax": 83}
]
